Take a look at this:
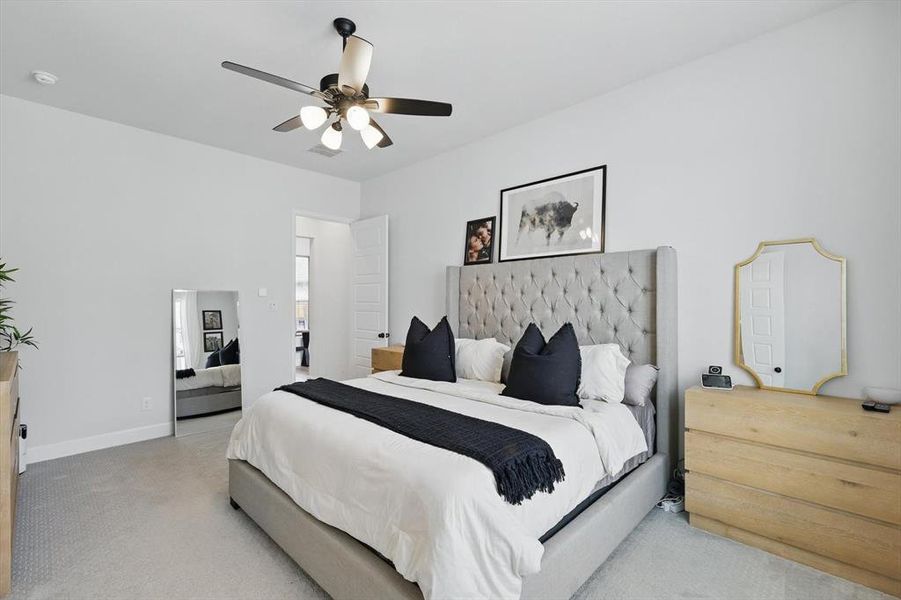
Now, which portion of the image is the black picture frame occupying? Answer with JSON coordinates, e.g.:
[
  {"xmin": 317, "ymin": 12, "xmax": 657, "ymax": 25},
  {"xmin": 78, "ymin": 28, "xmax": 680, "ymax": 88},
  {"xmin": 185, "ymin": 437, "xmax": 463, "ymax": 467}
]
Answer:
[
  {"xmin": 498, "ymin": 164, "xmax": 606, "ymax": 263},
  {"xmin": 463, "ymin": 216, "xmax": 496, "ymax": 265},
  {"xmin": 203, "ymin": 331, "xmax": 224, "ymax": 353},
  {"xmin": 202, "ymin": 310, "xmax": 222, "ymax": 330}
]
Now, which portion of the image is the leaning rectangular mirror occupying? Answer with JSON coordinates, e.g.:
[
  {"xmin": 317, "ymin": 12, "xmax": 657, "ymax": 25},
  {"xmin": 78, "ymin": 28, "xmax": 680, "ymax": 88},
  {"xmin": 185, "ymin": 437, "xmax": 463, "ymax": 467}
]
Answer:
[
  {"xmin": 734, "ymin": 239, "xmax": 846, "ymax": 395},
  {"xmin": 172, "ymin": 290, "xmax": 242, "ymax": 436}
]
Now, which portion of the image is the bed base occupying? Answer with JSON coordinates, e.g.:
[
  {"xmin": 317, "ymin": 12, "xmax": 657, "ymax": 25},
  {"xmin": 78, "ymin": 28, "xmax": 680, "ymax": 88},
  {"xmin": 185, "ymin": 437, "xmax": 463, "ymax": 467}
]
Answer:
[
  {"xmin": 176, "ymin": 387, "xmax": 241, "ymax": 418},
  {"xmin": 228, "ymin": 455, "xmax": 667, "ymax": 599}
]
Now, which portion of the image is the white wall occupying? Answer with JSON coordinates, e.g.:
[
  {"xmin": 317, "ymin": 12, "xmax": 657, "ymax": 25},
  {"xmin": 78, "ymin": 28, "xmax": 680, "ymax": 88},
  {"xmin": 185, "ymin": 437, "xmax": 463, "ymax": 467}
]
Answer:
[
  {"xmin": 361, "ymin": 2, "xmax": 901, "ymax": 411},
  {"xmin": 296, "ymin": 216, "xmax": 352, "ymax": 381},
  {"xmin": 0, "ymin": 95, "xmax": 360, "ymax": 461}
]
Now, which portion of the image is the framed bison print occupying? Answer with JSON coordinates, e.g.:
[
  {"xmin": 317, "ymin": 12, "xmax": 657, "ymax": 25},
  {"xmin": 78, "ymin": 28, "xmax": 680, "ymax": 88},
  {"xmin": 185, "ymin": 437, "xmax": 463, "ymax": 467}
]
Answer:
[{"xmin": 498, "ymin": 165, "xmax": 606, "ymax": 262}]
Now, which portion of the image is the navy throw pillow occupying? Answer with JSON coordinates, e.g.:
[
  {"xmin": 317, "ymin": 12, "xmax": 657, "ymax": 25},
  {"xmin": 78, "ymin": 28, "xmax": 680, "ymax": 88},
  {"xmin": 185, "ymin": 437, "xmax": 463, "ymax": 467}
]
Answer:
[
  {"xmin": 205, "ymin": 350, "xmax": 222, "ymax": 368},
  {"xmin": 400, "ymin": 316, "xmax": 456, "ymax": 382},
  {"xmin": 219, "ymin": 338, "xmax": 240, "ymax": 365},
  {"xmin": 502, "ymin": 323, "xmax": 581, "ymax": 407}
]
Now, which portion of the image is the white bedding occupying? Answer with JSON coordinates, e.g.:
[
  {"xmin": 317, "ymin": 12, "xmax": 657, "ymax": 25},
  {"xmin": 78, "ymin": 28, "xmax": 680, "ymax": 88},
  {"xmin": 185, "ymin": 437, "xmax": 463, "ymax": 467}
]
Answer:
[
  {"xmin": 226, "ymin": 371, "xmax": 646, "ymax": 599},
  {"xmin": 176, "ymin": 364, "xmax": 241, "ymax": 391}
]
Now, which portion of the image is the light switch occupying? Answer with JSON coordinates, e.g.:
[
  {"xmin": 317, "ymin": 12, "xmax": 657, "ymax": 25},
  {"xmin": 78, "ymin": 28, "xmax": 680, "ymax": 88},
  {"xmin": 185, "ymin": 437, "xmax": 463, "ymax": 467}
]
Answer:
[{"xmin": 258, "ymin": 288, "xmax": 268, "ymax": 297}]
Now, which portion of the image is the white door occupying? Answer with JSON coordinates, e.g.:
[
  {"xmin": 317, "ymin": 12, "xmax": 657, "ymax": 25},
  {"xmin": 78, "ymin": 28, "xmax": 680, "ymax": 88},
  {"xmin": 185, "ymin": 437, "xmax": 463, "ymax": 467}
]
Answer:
[
  {"xmin": 740, "ymin": 251, "xmax": 785, "ymax": 387},
  {"xmin": 350, "ymin": 215, "xmax": 389, "ymax": 378}
]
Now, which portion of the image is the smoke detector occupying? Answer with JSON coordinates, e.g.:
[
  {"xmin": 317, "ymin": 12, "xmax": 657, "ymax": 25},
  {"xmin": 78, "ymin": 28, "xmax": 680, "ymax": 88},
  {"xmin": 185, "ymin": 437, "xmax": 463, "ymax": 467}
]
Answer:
[{"xmin": 32, "ymin": 71, "xmax": 58, "ymax": 85}]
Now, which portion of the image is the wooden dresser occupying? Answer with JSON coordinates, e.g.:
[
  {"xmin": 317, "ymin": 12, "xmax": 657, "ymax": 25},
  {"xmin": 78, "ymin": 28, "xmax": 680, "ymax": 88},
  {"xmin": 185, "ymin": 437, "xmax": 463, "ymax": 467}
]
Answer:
[
  {"xmin": 371, "ymin": 345, "xmax": 404, "ymax": 373},
  {"xmin": 0, "ymin": 352, "xmax": 19, "ymax": 596},
  {"xmin": 685, "ymin": 385, "xmax": 901, "ymax": 596}
]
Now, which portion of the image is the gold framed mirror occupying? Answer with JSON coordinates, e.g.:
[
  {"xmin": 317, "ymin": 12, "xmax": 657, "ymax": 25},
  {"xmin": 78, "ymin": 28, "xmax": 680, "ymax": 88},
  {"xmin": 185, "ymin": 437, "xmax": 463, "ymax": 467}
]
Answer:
[{"xmin": 734, "ymin": 238, "xmax": 846, "ymax": 395}]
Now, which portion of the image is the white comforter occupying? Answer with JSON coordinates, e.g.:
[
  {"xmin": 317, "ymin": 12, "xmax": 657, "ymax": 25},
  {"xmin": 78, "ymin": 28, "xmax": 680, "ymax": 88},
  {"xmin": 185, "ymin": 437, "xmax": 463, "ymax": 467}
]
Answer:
[
  {"xmin": 175, "ymin": 364, "xmax": 241, "ymax": 391},
  {"xmin": 226, "ymin": 371, "xmax": 646, "ymax": 599}
]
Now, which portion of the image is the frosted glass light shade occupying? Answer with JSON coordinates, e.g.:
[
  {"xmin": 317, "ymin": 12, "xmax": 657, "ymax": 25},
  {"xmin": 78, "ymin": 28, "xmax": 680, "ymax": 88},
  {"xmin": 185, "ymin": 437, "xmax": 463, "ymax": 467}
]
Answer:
[
  {"xmin": 300, "ymin": 106, "xmax": 328, "ymax": 129},
  {"xmin": 346, "ymin": 105, "xmax": 370, "ymax": 130},
  {"xmin": 321, "ymin": 124, "xmax": 342, "ymax": 150},
  {"xmin": 360, "ymin": 124, "xmax": 384, "ymax": 149}
]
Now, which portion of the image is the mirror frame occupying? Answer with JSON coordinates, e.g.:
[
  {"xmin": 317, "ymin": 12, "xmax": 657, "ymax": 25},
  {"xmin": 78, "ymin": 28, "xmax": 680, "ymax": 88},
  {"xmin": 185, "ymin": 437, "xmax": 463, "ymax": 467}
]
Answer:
[
  {"xmin": 172, "ymin": 288, "xmax": 243, "ymax": 437},
  {"xmin": 733, "ymin": 237, "xmax": 847, "ymax": 395}
]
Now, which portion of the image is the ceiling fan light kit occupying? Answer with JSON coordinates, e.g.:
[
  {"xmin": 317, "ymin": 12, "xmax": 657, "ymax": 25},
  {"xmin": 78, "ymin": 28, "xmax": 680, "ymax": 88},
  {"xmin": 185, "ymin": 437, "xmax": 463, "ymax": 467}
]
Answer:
[
  {"xmin": 321, "ymin": 122, "xmax": 343, "ymax": 151},
  {"xmin": 222, "ymin": 17, "xmax": 451, "ymax": 152},
  {"xmin": 360, "ymin": 124, "xmax": 384, "ymax": 149},
  {"xmin": 300, "ymin": 105, "xmax": 328, "ymax": 129}
]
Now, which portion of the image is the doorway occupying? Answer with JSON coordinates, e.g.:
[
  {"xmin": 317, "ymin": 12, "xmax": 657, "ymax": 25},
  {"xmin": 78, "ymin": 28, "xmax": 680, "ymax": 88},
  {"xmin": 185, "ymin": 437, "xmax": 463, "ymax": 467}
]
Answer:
[{"xmin": 295, "ymin": 238, "xmax": 311, "ymax": 381}]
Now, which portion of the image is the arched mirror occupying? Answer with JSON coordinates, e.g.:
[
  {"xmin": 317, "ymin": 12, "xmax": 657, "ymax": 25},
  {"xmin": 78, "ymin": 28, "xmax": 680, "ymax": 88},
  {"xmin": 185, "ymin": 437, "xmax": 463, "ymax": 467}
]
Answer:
[{"xmin": 734, "ymin": 238, "xmax": 846, "ymax": 395}]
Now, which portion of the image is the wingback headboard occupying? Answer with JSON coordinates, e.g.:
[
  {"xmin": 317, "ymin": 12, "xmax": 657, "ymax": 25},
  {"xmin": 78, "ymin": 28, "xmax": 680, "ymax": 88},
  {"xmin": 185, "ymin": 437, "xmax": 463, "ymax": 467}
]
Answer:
[{"xmin": 446, "ymin": 247, "xmax": 678, "ymax": 472}]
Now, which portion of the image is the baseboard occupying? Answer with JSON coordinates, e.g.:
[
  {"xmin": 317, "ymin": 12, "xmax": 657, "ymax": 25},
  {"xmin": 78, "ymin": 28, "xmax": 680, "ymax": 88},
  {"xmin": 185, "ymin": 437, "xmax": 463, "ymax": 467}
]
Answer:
[{"xmin": 27, "ymin": 421, "xmax": 173, "ymax": 464}]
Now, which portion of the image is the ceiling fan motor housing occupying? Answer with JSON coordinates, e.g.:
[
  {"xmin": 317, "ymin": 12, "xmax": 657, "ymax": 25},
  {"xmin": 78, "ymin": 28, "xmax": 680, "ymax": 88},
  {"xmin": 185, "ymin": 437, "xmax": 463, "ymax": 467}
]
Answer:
[{"xmin": 319, "ymin": 73, "xmax": 369, "ymax": 98}]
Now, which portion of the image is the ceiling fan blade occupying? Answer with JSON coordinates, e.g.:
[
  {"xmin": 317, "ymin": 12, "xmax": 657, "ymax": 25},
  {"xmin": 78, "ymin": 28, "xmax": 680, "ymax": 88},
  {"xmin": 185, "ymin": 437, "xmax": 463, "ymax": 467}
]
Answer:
[
  {"xmin": 273, "ymin": 115, "xmax": 303, "ymax": 132},
  {"xmin": 221, "ymin": 61, "xmax": 324, "ymax": 98},
  {"xmin": 366, "ymin": 97, "xmax": 452, "ymax": 117},
  {"xmin": 337, "ymin": 36, "xmax": 373, "ymax": 95},
  {"xmin": 369, "ymin": 118, "xmax": 393, "ymax": 148}
]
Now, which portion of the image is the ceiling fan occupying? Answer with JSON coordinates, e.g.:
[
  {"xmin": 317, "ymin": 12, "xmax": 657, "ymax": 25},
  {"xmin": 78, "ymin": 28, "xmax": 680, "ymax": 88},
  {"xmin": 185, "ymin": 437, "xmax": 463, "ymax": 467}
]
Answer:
[{"xmin": 222, "ymin": 17, "xmax": 452, "ymax": 151}]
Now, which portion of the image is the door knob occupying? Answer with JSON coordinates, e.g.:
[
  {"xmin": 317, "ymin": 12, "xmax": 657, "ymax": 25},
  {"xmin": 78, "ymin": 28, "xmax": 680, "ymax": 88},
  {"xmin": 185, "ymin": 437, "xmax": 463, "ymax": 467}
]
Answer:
[
  {"xmin": 774, "ymin": 367, "xmax": 782, "ymax": 373},
  {"xmin": 377, "ymin": 332, "xmax": 390, "ymax": 339}
]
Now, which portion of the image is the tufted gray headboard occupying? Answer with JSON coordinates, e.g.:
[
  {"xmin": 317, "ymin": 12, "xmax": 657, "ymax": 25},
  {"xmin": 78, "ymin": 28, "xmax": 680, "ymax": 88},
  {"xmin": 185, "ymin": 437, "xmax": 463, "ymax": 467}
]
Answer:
[{"xmin": 446, "ymin": 247, "xmax": 678, "ymax": 472}]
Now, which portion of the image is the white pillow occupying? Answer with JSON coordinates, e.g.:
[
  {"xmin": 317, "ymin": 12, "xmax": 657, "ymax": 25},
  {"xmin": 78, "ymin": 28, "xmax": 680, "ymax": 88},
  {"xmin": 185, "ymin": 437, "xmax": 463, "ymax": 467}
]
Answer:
[
  {"xmin": 455, "ymin": 338, "xmax": 510, "ymax": 383},
  {"xmin": 578, "ymin": 344, "xmax": 631, "ymax": 403}
]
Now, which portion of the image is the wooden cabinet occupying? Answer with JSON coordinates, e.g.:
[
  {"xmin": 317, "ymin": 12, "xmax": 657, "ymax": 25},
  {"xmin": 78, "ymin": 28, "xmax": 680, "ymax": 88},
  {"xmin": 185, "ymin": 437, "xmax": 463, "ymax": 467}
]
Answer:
[
  {"xmin": 685, "ymin": 385, "xmax": 901, "ymax": 597},
  {"xmin": 0, "ymin": 352, "xmax": 19, "ymax": 596},
  {"xmin": 371, "ymin": 345, "xmax": 404, "ymax": 373}
]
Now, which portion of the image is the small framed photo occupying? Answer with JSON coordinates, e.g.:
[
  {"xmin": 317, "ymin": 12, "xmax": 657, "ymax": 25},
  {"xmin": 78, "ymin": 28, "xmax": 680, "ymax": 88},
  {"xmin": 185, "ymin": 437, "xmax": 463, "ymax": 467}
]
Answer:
[
  {"xmin": 499, "ymin": 165, "xmax": 606, "ymax": 262},
  {"xmin": 202, "ymin": 310, "xmax": 222, "ymax": 330},
  {"xmin": 203, "ymin": 331, "xmax": 224, "ymax": 352},
  {"xmin": 463, "ymin": 216, "xmax": 496, "ymax": 265}
]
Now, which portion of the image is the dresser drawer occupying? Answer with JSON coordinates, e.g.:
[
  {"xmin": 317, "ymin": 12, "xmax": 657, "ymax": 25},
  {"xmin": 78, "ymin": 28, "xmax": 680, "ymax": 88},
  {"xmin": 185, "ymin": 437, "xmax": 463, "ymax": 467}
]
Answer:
[
  {"xmin": 685, "ymin": 387, "xmax": 901, "ymax": 470},
  {"xmin": 685, "ymin": 430, "xmax": 901, "ymax": 525},
  {"xmin": 686, "ymin": 472, "xmax": 901, "ymax": 578}
]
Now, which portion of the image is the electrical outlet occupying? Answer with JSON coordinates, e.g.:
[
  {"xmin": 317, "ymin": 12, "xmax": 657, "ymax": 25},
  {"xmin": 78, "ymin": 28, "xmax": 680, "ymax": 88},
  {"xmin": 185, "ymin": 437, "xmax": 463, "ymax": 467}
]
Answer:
[{"xmin": 141, "ymin": 397, "xmax": 152, "ymax": 411}]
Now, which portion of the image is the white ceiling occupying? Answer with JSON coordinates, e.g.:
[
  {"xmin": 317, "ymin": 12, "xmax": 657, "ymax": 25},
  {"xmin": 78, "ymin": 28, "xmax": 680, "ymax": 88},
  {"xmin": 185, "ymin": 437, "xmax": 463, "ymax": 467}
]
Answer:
[{"xmin": 0, "ymin": 0, "xmax": 842, "ymax": 181}]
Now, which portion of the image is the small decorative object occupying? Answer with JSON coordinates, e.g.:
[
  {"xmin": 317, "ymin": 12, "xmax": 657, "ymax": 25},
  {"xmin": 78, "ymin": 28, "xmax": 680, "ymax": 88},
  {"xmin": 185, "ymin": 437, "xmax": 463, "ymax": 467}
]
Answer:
[
  {"xmin": 463, "ymin": 216, "xmax": 495, "ymax": 265},
  {"xmin": 498, "ymin": 165, "xmax": 606, "ymax": 262},
  {"xmin": 203, "ymin": 331, "xmax": 224, "ymax": 352},
  {"xmin": 202, "ymin": 310, "xmax": 222, "ymax": 330}
]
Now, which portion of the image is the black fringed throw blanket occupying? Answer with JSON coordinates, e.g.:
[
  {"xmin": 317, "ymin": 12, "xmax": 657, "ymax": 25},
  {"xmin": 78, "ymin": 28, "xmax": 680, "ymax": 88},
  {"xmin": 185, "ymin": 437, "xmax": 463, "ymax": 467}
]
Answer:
[{"xmin": 276, "ymin": 378, "xmax": 565, "ymax": 505}]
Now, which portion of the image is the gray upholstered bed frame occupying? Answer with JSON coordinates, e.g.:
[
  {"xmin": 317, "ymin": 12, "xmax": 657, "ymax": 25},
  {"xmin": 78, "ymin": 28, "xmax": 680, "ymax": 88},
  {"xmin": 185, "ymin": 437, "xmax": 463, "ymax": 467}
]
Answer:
[{"xmin": 229, "ymin": 246, "xmax": 678, "ymax": 599}]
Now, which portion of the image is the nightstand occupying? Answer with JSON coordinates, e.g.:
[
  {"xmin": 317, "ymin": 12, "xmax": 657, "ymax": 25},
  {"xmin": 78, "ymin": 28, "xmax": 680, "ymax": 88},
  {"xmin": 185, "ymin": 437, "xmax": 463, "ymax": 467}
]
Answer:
[
  {"xmin": 685, "ymin": 385, "xmax": 901, "ymax": 596},
  {"xmin": 371, "ymin": 345, "xmax": 404, "ymax": 373}
]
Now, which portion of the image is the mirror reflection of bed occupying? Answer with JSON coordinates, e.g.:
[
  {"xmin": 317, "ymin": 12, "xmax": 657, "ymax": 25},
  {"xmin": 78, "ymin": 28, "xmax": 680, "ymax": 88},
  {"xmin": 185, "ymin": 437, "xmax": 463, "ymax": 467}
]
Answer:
[{"xmin": 172, "ymin": 289, "xmax": 242, "ymax": 436}]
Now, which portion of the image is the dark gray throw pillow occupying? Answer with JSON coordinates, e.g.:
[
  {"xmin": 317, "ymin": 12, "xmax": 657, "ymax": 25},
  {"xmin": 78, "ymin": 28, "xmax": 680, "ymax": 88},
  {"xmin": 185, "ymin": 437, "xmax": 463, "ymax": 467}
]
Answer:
[
  {"xmin": 205, "ymin": 349, "xmax": 221, "ymax": 368},
  {"xmin": 502, "ymin": 323, "xmax": 581, "ymax": 407},
  {"xmin": 623, "ymin": 364, "xmax": 659, "ymax": 406},
  {"xmin": 400, "ymin": 316, "xmax": 457, "ymax": 382},
  {"xmin": 219, "ymin": 338, "xmax": 240, "ymax": 365}
]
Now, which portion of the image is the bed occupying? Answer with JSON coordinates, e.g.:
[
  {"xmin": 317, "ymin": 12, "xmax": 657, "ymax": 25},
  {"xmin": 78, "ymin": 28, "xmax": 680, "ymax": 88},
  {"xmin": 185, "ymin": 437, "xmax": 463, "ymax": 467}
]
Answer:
[
  {"xmin": 227, "ymin": 247, "xmax": 678, "ymax": 599},
  {"xmin": 176, "ymin": 364, "xmax": 242, "ymax": 418}
]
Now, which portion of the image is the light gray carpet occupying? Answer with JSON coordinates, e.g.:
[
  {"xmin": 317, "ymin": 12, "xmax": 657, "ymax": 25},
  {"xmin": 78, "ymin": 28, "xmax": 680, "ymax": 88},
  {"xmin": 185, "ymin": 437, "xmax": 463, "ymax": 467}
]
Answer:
[{"xmin": 11, "ymin": 429, "xmax": 893, "ymax": 600}]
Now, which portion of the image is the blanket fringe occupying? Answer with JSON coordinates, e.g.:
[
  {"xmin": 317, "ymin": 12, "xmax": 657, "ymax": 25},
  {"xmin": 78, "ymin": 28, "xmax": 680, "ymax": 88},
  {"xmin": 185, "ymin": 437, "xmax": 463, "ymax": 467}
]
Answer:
[{"xmin": 495, "ymin": 451, "xmax": 566, "ymax": 505}]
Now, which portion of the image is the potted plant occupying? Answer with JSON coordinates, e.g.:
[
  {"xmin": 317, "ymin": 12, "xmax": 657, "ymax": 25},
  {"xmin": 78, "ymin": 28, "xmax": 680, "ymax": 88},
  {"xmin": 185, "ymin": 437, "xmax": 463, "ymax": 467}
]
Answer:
[{"xmin": 0, "ymin": 259, "xmax": 38, "ymax": 355}]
